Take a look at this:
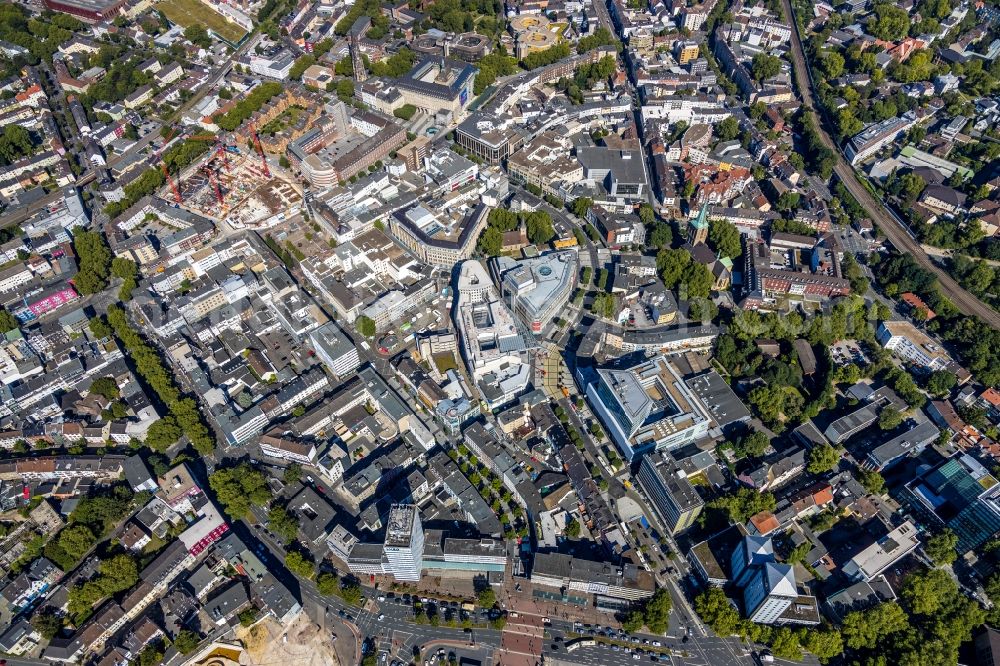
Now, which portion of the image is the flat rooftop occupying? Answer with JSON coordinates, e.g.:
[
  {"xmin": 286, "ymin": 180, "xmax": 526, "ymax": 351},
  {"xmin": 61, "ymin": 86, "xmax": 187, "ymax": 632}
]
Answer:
[{"xmin": 385, "ymin": 504, "xmax": 416, "ymax": 548}]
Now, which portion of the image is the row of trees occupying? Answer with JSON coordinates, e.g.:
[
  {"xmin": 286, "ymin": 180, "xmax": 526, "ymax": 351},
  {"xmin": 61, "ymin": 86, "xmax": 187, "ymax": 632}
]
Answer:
[
  {"xmin": 96, "ymin": 306, "xmax": 215, "ymax": 454},
  {"xmin": 215, "ymin": 82, "xmax": 283, "ymax": 131}
]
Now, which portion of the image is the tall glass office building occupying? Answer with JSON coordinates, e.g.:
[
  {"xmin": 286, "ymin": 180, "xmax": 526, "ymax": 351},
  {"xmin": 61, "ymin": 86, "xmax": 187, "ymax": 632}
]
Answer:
[{"xmin": 905, "ymin": 454, "xmax": 1000, "ymax": 553}]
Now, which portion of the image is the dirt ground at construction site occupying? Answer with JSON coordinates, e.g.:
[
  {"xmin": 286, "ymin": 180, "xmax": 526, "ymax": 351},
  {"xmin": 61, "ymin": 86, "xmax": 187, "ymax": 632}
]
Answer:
[{"xmin": 234, "ymin": 612, "xmax": 341, "ymax": 666}]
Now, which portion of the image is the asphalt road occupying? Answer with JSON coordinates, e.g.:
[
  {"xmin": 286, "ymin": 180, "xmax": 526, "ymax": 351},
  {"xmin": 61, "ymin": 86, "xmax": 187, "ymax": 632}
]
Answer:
[{"xmin": 780, "ymin": 0, "xmax": 1000, "ymax": 330}]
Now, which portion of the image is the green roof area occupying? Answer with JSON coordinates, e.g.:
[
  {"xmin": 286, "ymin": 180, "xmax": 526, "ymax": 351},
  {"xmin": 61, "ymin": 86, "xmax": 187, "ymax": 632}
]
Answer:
[{"xmin": 899, "ymin": 144, "xmax": 974, "ymax": 180}]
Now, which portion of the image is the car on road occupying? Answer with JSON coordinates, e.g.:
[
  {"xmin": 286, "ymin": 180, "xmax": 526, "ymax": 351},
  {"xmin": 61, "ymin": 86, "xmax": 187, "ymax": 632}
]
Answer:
[{"xmin": 378, "ymin": 614, "xmax": 385, "ymax": 621}]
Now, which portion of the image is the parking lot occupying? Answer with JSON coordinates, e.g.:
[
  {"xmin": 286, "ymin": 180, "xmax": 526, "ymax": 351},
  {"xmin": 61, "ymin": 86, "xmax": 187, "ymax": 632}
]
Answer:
[{"xmin": 830, "ymin": 340, "xmax": 870, "ymax": 367}]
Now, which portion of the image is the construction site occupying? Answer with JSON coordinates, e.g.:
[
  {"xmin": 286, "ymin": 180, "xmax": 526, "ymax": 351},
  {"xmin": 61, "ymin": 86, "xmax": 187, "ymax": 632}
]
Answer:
[{"xmin": 157, "ymin": 126, "xmax": 303, "ymax": 230}]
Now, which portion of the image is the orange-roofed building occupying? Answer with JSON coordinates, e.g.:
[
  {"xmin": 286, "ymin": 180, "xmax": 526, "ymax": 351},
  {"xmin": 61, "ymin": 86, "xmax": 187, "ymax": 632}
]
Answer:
[
  {"xmin": 900, "ymin": 292, "xmax": 936, "ymax": 320},
  {"xmin": 747, "ymin": 510, "xmax": 779, "ymax": 536}
]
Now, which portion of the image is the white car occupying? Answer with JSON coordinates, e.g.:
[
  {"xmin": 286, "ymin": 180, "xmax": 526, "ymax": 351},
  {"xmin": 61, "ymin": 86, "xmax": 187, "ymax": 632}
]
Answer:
[
  {"xmin": 378, "ymin": 596, "xmax": 386, "ymax": 602},
  {"xmin": 378, "ymin": 614, "xmax": 385, "ymax": 621}
]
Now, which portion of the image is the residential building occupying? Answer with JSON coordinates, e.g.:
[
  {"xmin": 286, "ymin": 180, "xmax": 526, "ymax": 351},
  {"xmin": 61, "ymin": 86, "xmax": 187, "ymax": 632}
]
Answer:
[{"xmin": 877, "ymin": 321, "xmax": 954, "ymax": 372}]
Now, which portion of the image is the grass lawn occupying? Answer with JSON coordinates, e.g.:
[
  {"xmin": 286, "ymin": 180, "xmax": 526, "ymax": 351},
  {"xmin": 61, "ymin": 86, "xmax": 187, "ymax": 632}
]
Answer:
[
  {"xmin": 433, "ymin": 353, "xmax": 458, "ymax": 374},
  {"xmin": 158, "ymin": 0, "xmax": 248, "ymax": 43}
]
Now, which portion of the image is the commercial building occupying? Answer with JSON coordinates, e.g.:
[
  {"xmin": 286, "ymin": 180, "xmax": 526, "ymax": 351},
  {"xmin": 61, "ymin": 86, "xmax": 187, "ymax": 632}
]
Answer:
[
  {"xmin": 42, "ymin": 0, "xmax": 126, "ymax": 22},
  {"xmin": 905, "ymin": 453, "xmax": 1000, "ymax": 554},
  {"xmin": 531, "ymin": 552, "xmax": 655, "ymax": 601},
  {"xmin": 863, "ymin": 419, "xmax": 939, "ymax": 472},
  {"xmin": 636, "ymin": 451, "xmax": 704, "ymax": 534},
  {"xmin": 842, "ymin": 521, "xmax": 919, "ymax": 582},
  {"xmin": 389, "ymin": 204, "xmax": 490, "ymax": 267},
  {"xmin": 493, "ymin": 252, "xmax": 577, "ymax": 334},
  {"xmin": 383, "ymin": 504, "xmax": 424, "ymax": 581},
  {"xmin": 454, "ymin": 260, "xmax": 535, "ymax": 407},
  {"xmin": 455, "ymin": 114, "xmax": 529, "ymax": 164},
  {"xmin": 307, "ymin": 322, "xmax": 361, "ymax": 378},
  {"xmin": 584, "ymin": 356, "xmax": 711, "ymax": 460},
  {"xmin": 394, "ymin": 57, "xmax": 476, "ymax": 119},
  {"xmin": 730, "ymin": 535, "xmax": 819, "ymax": 625}
]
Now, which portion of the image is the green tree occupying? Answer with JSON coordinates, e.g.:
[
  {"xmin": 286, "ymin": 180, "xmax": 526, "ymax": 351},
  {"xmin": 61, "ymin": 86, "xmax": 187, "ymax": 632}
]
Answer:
[
  {"xmin": 209, "ymin": 464, "xmax": 272, "ymax": 519},
  {"xmin": 145, "ymin": 416, "xmax": 182, "ymax": 452},
  {"xmin": 591, "ymin": 292, "xmax": 617, "ymax": 319},
  {"xmin": 58, "ymin": 525, "xmax": 96, "ymax": 561},
  {"xmin": 525, "ymin": 211, "xmax": 554, "ymax": 244},
  {"xmin": 694, "ymin": 587, "xmax": 742, "ymax": 636},
  {"xmin": 802, "ymin": 626, "xmax": 843, "ymax": 662},
  {"xmin": 477, "ymin": 586, "xmax": 496, "ymax": 608},
  {"xmin": 870, "ymin": 4, "xmax": 910, "ymax": 40},
  {"xmin": 924, "ymin": 529, "xmax": 958, "ymax": 566},
  {"xmin": 88, "ymin": 376, "xmax": 120, "ymax": 400},
  {"xmin": 708, "ymin": 219, "xmax": 741, "ymax": 258},
  {"xmin": 820, "ymin": 50, "xmax": 845, "ymax": 78},
  {"xmin": 775, "ymin": 191, "xmax": 801, "ymax": 212},
  {"xmin": 355, "ymin": 315, "xmax": 376, "ymax": 338},
  {"xmin": 72, "ymin": 228, "xmax": 112, "ymax": 295},
  {"xmin": 285, "ymin": 549, "xmax": 316, "ymax": 579},
  {"xmin": 565, "ymin": 518, "xmax": 581, "ymax": 538},
  {"xmin": 903, "ymin": 567, "xmax": 957, "ymax": 614},
  {"xmin": 283, "ymin": 463, "xmax": 302, "ymax": 484},
  {"xmin": 707, "ymin": 487, "xmax": 776, "ymax": 523},
  {"xmin": 110, "ymin": 256, "xmax": 138, "ymax": 280},
  {"xmin": 841, "ymin": 602, "xmax": 908, "ymax": 649},
  {"xmin": 927, "ymin": 370, "xmax": 957, "ymax": 397},
  {"xmin": 638, "ymin": 203, "xmax": 655, "ymax": 226},
  {"xmin": 267, "ymin": 505, "xmax": 300, "ymax": 544},
  {"xmin": 173, "ymin": 630, "xmax": 201, "ymax": 654},
  {"xmin": 0, "ymin": 309, "xmax": 18, "ymax": 333},
  {"xmin": 715, "ymin": 116, "xmax": 740, "ymax": 141},
  {"xmin": 857, "ymin": 468, "xmax": 886, "ymax": 495},
  {"xmin": 336, "ymin": 79, "xmax": 355, "ymax": 103},
  {"xmin": 477, "ymin": 226, "xmax": 502, "ymax": 256},
  {"xmin": 317, "ymin": 573, "xmax": 339, "ymax": 596},
  {"xmin": 657, "ymin": 248, "xmax": 691, "ymax": 289},
  {"xmin": 734, "ymin": 431, "xmax": 769, "ymax": 459},
  {"xmin": 807, "ymin": 443, "xmax": 839, "ymax": 474},
  {"xmin": 750, "ymin": 53, "xmax": 781, "ymax": 82},
  {"xmin": 621, "ymin": 609, "xmax": 644, "ymax": 633},
  {"xmin": 681, "ymin": 262, "xmax": 713, "ymax": 299},
  {"xmin": 649, "ymin": 223, "xmax": 672, "ymax": 249},
  {"xmin": 571, "ymin": 197, "xmax": 593, "ymax": 218},
  {"xmin": 32, "ymin": 610, "xmax": 62, "ymax": 640},
  {"xmin": 183, "ymin": 24, "xmax": 211, "ymax": 48},
  {"xmin": 641, "ymin": 588, "xmax": 672, "ymax": 633},
  {"xmin": 879, "ymin": 406, "xmax": 904, "ymax": 431}
]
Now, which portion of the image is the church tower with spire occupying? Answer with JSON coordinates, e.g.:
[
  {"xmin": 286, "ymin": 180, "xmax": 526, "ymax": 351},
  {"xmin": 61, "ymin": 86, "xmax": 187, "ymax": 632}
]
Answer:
[{"xmin": 688, "ymin": 202, "xmax": 709, "ymax": 246}]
